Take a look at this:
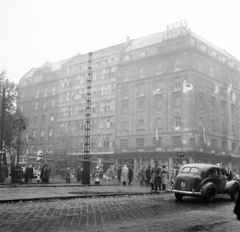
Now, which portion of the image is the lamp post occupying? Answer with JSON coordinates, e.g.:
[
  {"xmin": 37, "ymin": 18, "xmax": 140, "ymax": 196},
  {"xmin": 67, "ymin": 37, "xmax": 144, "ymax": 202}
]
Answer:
[{"xmin": 12, "ymin": 117, "xmax": 26, "ymax": 182}]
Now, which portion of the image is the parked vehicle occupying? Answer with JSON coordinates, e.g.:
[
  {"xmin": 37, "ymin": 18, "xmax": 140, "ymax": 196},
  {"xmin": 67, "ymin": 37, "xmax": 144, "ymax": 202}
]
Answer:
[{"xmin": 172, "ymin": 163, "xmax": 240, "ymax": 202}]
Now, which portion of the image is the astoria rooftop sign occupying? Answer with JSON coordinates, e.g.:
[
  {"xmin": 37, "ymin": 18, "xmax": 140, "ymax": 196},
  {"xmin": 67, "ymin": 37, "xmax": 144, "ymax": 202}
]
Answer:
[{"xmin": 162, "ymin": 20, "xmax": 191, "ymax": 41}]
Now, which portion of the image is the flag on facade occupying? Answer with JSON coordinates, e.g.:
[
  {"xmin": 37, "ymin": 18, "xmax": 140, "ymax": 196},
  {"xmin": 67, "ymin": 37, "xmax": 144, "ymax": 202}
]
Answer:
[
  {"xmin": 153, "ymin": 89, "xmax": 161, "ymax": 97},
  {"xmin": 156, "ymin": 128, "xmax": 159, "ymax": 141},
  {"xmin": 202, "ymin": 126, "xmax": 206, "ymax": 145}
]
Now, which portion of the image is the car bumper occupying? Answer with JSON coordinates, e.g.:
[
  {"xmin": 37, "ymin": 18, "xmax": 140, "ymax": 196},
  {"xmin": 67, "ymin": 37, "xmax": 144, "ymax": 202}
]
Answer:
[{"xmin": 172, "ymin": 189, "xmax": 202, "ymax": 196}]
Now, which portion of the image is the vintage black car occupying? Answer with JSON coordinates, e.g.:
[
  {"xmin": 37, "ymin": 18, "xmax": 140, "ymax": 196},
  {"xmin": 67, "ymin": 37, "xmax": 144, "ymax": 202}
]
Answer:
[{"xmin": 172, "ymin": 163, "xmax": 240, "ymax": 202}]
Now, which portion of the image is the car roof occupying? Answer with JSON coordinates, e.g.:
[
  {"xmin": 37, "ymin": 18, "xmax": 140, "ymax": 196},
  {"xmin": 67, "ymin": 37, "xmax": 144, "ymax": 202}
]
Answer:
[{"xmin": 181, "ymin": 163, "xmax": 220, "ymax": 170}]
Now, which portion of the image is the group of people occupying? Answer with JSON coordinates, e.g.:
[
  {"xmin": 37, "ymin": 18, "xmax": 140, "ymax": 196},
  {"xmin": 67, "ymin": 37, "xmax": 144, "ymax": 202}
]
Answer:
[{"xmin": 117, "ymin": 164, "xmax": 134, "ymax": 186}]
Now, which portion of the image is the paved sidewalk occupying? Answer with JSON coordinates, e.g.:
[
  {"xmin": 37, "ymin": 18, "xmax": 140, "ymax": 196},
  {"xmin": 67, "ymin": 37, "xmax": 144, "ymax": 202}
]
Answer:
[{"xmin": 0, "ymin": 178, "xmax": 172, "ymax": 202}]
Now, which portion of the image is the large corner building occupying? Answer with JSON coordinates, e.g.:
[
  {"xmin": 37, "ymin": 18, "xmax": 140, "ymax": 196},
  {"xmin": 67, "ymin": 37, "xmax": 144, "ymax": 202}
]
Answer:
[{"xmin": 18, "ymin": 24, "xmax": 240, "ymax": 174}]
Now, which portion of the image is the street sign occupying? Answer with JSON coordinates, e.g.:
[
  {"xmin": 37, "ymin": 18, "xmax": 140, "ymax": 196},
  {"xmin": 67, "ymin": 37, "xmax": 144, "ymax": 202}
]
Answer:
[{"xmin": 177, "ymin": 152, "xmax": 184, "ymax": 158}]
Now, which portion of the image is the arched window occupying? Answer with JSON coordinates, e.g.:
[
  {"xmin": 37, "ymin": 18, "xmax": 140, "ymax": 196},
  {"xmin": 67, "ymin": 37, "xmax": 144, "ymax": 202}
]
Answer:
[
  {"xmin": 124, "ymin": 70, "xmax": 129, "ymax": 81},
  {"xmin": 52, "ymin": 86, "xmax": 56, "ymax": 95},
  {"xmin": 174, "ymin": 59, "xmax": 181, "ymax": 71},
  {"xmin": 156, "ymin": 62, "xmax": 162, "ymax": 75},
  {"xmin": 139, "ymin": 66, "xmax": 145, "ymax": 78}
]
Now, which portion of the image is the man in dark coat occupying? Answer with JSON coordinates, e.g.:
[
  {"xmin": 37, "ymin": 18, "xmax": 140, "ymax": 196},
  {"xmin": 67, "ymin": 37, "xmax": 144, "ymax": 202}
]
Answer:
[
  {"xmin": 117, "ymin": 166, "xmax": 122, "ymax": 183},
  {"xmin": 146, "ymin": 165, "xmax": 151, "ymax": 186},
  {"xmin": 128, "ymin": 166, "xmax": 133, "ymax": 185},
  {"xmin": 234, "ymin": 190, "xmax": 240, "ymax": 220},
  {"xmin": 43, "ymin": 165, "xmax": 51, "ymax": 183}
]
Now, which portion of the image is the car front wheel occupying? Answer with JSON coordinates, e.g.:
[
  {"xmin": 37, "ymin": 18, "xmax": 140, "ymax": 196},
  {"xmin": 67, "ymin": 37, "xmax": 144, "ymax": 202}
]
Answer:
[
  {"xmin": 230, "ymin": 187, "xmax": 239, "ymax": 201},
  {"xmin": 175, "ymin": 193, "xmax": 183, "ymax": 201}
]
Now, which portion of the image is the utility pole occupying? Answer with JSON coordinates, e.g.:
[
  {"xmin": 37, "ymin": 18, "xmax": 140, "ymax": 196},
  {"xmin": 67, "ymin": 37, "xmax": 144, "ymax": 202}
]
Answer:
[
  {"xmin": 82, "ymin": 52, "xmax": 93, "ymax": 185},
  {"xmin": 0, "ymin": 87, "xmax": 6, "ymax": 167}
]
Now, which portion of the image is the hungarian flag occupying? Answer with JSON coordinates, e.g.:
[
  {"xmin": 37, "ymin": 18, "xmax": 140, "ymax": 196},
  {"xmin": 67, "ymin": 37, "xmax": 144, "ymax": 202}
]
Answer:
[{"xmin": 156, "ymin": 128, "xmax": 159, "ymax": 141}]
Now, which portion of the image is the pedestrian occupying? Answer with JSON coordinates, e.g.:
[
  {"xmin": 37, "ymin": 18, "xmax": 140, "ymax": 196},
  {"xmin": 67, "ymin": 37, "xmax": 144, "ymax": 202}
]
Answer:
[
  {"xmin": 11, "ymin": 165, "xmax": 15, "ymax": 183},
  {"xmin": 0, "ymin": 163, "xmax": 6, "ymax": 183},
  {"xmin": 150, "ymin": 161, "xmax": 161, "ymax": 193},
  {"xmin": 121, "ymin": 164, "xmax": 129, "ymax": 186},
  {"xmin": 234, "ymin": 190, "xmax": 240, "ymax": 220},
  {"xmin": 128, "ymin": 166, "xmax": 133, "ymax": 185},
  {"xmin": 76, "ymin": 165, "xmax": 82, "ymax": 182},
  {"xmin": 24, "ymin": 165, "xmax": 29, "ymax": 183},
  {"xmin": 161, "ymin": 165, "xmax": 168, "ymax": 190},
  {"xmin": 146, "ymin": 165, "xmax": 151, "ymax": 186},
  {"xmin": 43, "ymin": 165, "xmax": 50, "ymax": 183},
  {"xmin": 40, "ymin": 165, "xmax": 46, "ymax": 183},
  {"xmin": 140, "ymin": 166, "xmax": 146, "ymax": 186},
  {"xmin": 106, "ymin": 168, "xmax": 112, "ymax": 181},
  {"xmin": 65, "ymin": 166, "xmax": 71, "ymax": 183},
  {"xmin": 117, "ymin": 165, "xmax": 122, "ymax": 182}
]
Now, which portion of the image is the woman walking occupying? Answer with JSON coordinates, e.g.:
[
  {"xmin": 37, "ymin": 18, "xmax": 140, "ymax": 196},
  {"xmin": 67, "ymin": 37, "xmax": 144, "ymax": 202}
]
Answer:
[
  {"xmin": 65, "ymin": 166, "xmax": 71, "ymax": 183},
  {"xmin": 121, "ymin": 164, "xmax": 129, "ymax": 186}
]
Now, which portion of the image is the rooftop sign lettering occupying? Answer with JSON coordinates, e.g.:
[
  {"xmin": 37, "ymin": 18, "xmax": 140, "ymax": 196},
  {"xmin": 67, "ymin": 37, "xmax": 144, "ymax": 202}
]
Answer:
[{"xmin": 162, "ymin": 20, "xmax": 191, "ymax": 41}]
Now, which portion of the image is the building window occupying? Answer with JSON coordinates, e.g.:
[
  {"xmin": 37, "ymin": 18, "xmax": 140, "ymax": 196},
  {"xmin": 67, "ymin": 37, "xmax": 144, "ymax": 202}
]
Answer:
[
  {"xmin": 122, "ymin": 121, "xmax": 129, "ymax": 131},
  {"xmin": 232, "ymin": 143, "xmax": 237, "ymax": 152},
  {"xmin": 173, "ymin": 136, "xmax": 181, "ymax": 148},
  {"xmin": 210, "ymin": 97, "xmax": 215, "ymax": 111},
  {"xmin": 34, "ymin": 116, "xmax": 37, "ymax": 124},
  {"xmin": 222, "ymin": 121, "xmax": 226, "ymax": 133},
  {"xmin": 32, "ymin": 130, "xmax": 36, "ymax": 138},
  {"xmin": 36, "ymin": 90, "xmax": 39, "ymax": 98},
  {"xmin": 211, "ymin": 139, "xmax": 217, "ymax": 149},
  {"xmin": 155, "ymin": 97, "xmax": 162, "ymax": 110},
  {"xmin": 48, "ymin": 145, "xmax": 52, "ymax": 154},
  {"xmin": 138, "ymin": 119, "xmax": 144, "ymax": 128},
  {"xmin": 210, "ymin": 68, "xmax": 214, "ymax": 77},
  {"xmin": 211, "ymin": 119, "xmax": 216, "ymax": 131},
  {"xmin": 174, "ymin": 59, "xmax": 181, "ymax": 71},
  {"xmin": 52, "ymin": 86, "xmax": 56, "ymax": 95},
  {"xmin": 140, "ymin": 51, "xmax": 147, "ymax": 57},
  {"xmin": 174, "ymin": 78, "xmax": 181, "ymax": 90},
  {"xmin": 174, "ymin": 96, "xmax": 181, "ymax": 107},
  {"xmin": 139, "ymin": 66, "xmax": 145, "ymax": 78},
  {"xmin": 121, "ymin": 86, "xmax": 129, "ymax": 98},
  {"xmin": 155, "ymin": 118, "xmax": 162, "ymax": 129},
  {"xmin": 199, "ymin": 96, "xmax": 204, "ymax": 108},
  {"xmin": 122, "ymin": 103, "xmax": 128, "ymax": 113},
  {"xmin": 231, "ymin": 125, "xmax": 235, "ymax": 134},
  {"xmin": 222, "ymin": 141, "xmax": 227, "ymax": 151},
  {"xmin": 43, "ymin": 101, "xmax": 47, "ymax": 109},
  {"xmin": 40, "ymin": 129, "xmax": 45, "ymax": 137},
  {"xmin": 174, "ymin": 113, "xmax": 181, "ymax": 129},
  {"xmin": 138, "ymin": 100, "xmax": 144, "ymax": 110},
  {"xmin": 156, "ymin": 62, "xmax": 162, "ymax": 75},
  {"xmin": 124, "ymin": 55, "xmax": 131, "ymax": 61},
  {"xmin": 50, "ymin": 114, "xmax": 54, "ymax": 122},
  {"xmin": 137, "ymin": 84, "xmax": 144, "ymax": 96},
  {"xmin": 49, "ymin": 128, "xmax": 53, "ymax": 137},
  {"xmin": 41, "ymin": 115, "xmax": 45, "ymax": 123},
  {"xmin": 44, "ymin": 88, "xmax": 47, "ymax": 97},
  {"xmin": 35, "ymin": 103, "xmax": 38, "ymax": 110},
  {"xmin": 136, "ymin": 138, "xmax": 144, "ymax": 148},
  {"xmin": 51, "ymin": 100, "xmax": 55, "ymax": 107},
  {"xmin": 120, "ymin": 139, "xmax": 128, "ymax": 149},
  {"xmin": 124, "ymin": 69, "xmax": 129, "ymax": 81}
]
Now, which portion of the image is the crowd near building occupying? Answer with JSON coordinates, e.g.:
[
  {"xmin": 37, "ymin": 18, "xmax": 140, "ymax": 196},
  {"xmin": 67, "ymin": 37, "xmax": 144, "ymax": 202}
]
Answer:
[{"xmin": 17, "ymin": 22, "xmax": 240, "ymax": 176}]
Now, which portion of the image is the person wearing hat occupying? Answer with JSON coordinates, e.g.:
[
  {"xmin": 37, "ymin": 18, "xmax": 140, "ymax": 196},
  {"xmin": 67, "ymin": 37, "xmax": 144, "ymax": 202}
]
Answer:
[
  {"xmin": 161, "ymin": 165, "xmax": 168, "ymax": 190},
  {"xmin": 121, "ymin": 164, "xmax": 129, "ymax": 186},
  {"xmin": 150, "ymin": 161, "xmax": 162, "ymax": 193}
]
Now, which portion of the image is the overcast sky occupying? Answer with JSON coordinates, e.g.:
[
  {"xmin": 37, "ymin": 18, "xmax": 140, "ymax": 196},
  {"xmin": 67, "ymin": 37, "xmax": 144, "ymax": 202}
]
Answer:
[{"xmin": 1, "ymin": 0, "xmax": 240, "ymax": 84}]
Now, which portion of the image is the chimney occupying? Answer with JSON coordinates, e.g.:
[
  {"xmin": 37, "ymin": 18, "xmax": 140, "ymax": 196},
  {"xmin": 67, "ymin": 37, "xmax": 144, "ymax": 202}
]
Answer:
[{"xmin": 126, "ymin": 36, "xmax": 130, "ymax": 42}]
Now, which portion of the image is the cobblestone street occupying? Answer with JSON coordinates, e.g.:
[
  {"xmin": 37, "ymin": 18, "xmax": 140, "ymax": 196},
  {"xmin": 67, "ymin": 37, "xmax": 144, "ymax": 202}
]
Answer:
[{"xmin": 0, "ymin": 191, "xmax": 239, "ymax": 232}]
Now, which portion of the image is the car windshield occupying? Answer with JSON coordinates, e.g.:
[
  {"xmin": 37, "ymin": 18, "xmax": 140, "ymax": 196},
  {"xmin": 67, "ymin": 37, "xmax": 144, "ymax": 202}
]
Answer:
[{"xmin": 180, "ymin": 167, "xmax": 199, "ymax": 174}]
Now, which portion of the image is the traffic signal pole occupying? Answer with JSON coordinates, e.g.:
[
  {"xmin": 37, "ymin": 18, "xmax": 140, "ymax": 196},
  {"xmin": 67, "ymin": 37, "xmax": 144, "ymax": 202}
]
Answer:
[{"xmin": 82, "ymin": 52, "xmax": 93, "ymax": 185}]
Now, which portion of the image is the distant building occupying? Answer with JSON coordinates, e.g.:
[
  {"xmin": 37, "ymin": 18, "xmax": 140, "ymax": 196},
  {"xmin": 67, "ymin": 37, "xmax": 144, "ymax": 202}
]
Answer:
[{"xmin": 18, "ymin": 59, "xmax": 70, "ymax": 167}]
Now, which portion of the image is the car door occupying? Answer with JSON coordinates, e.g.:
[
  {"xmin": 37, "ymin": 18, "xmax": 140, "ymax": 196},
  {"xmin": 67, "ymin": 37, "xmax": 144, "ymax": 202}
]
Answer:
[{"xmin": 210, "ymin": 168, "xmax": 222, "ymax": 194}]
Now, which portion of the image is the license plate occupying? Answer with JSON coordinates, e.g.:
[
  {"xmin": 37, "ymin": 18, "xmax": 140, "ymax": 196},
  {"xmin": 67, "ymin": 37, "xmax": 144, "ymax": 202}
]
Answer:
[{"xmin": 181, "ymin": 181, "xmax": 186, "ymax": 188}]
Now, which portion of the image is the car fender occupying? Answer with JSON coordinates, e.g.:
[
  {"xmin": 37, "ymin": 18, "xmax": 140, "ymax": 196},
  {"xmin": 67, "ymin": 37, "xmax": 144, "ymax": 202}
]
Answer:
[
  {"xmin": 225, "ymin": 180, "xmax": 240, "ymax": 194},
  {"xmin": 201, "ymin": 182, "xmax": 215, "ymax": 196}
]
